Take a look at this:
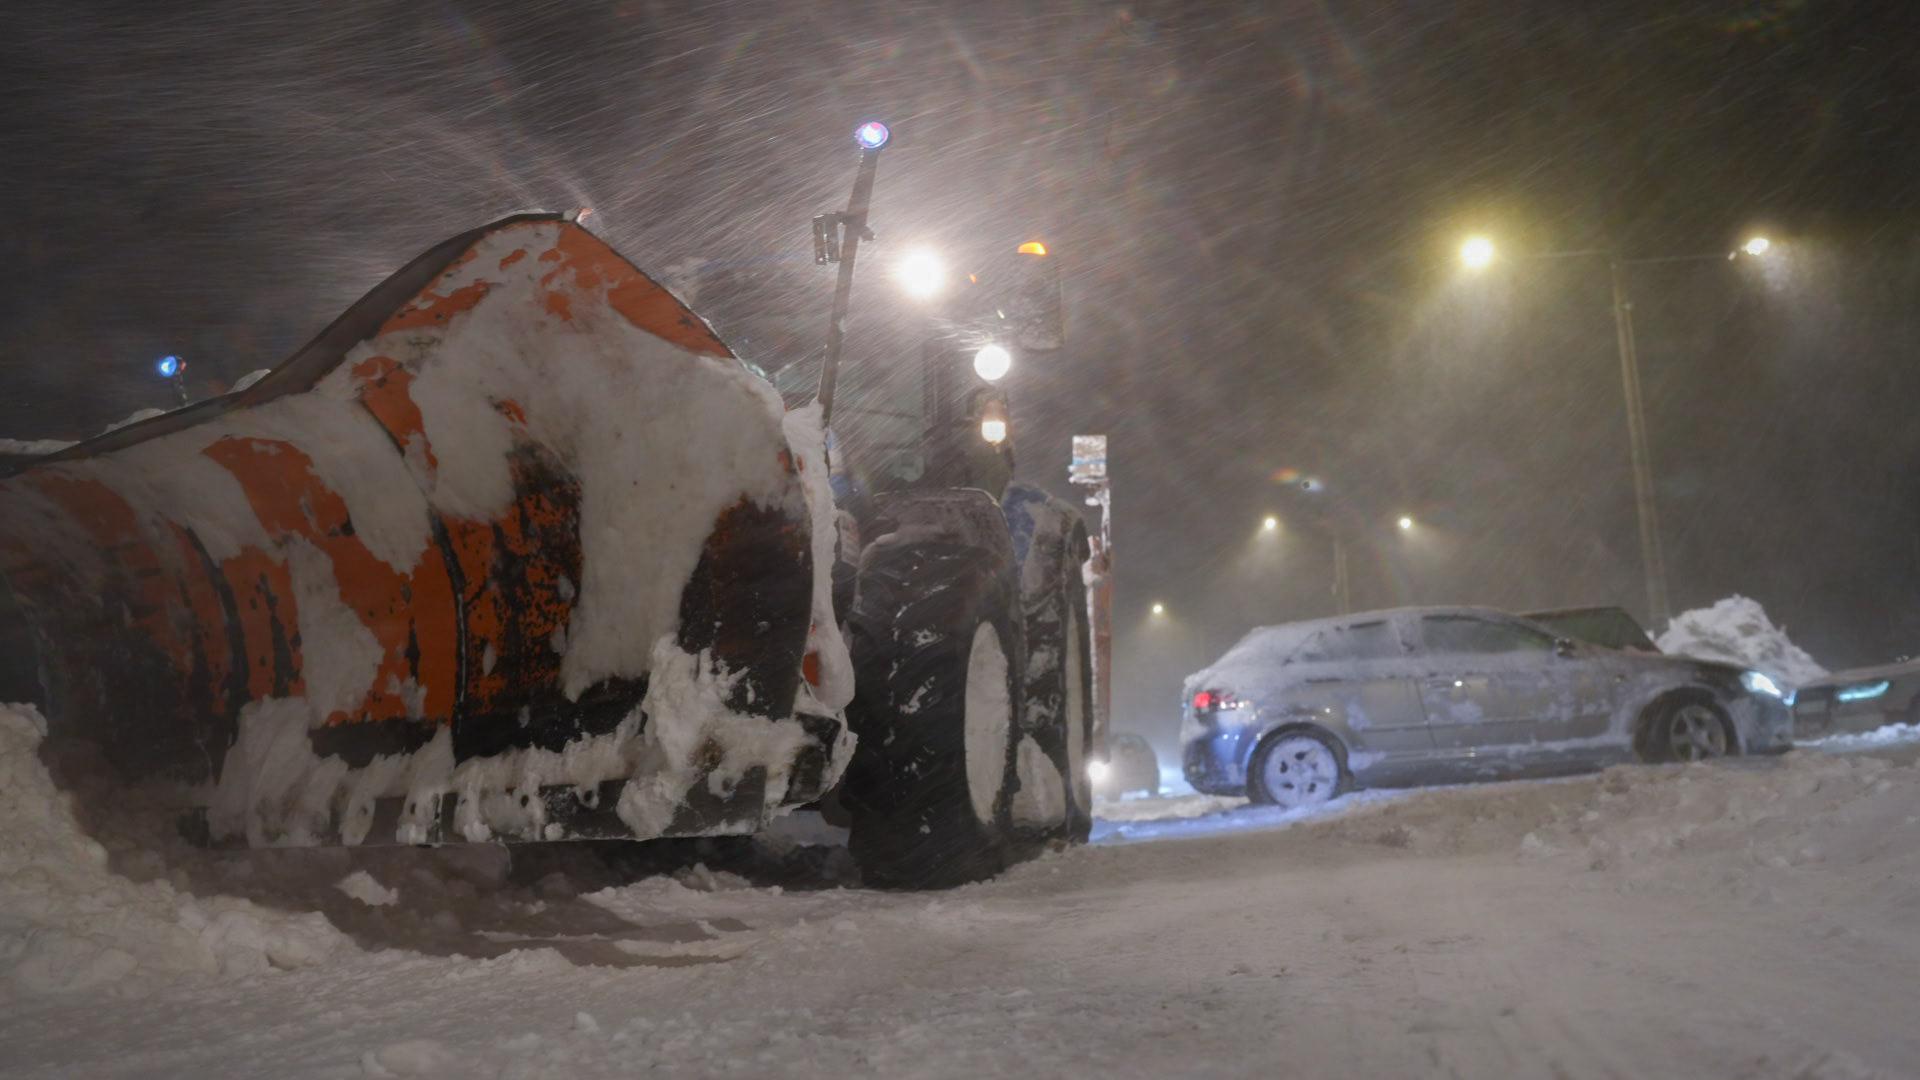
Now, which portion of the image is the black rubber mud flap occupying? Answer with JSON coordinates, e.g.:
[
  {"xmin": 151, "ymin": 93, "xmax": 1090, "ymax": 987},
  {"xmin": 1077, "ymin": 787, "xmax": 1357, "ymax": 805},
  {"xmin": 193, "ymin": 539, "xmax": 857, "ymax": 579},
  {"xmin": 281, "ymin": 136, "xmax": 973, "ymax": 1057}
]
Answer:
[
  {"xmin": 1004, "ymin": 484, "xmax": 1095, "ymax": 848},
  {"xmin": 841, "ymin": 489, "xmax": 1024, "ymax": 890}
]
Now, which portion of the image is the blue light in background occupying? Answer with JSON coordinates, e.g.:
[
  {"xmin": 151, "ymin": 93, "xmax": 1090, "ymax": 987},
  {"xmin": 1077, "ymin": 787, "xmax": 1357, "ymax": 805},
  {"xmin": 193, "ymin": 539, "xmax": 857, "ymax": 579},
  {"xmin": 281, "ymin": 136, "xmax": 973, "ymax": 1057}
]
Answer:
[{"xmin": 1836, "ymin": 680, "xmax": 1891, "ymax": 703}]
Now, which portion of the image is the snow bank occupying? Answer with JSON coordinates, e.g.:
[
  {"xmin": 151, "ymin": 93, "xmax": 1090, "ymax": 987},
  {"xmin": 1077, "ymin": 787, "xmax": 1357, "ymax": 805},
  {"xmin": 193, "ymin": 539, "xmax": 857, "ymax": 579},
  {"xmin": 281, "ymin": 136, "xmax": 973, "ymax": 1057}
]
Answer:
[
  {"xmin": 0, "ymin": 703, "xmax": 348, "ymax": 999},
  {"xmin": 1657, "ymin": 595, "xmax": 1827, "ymax": 685},
  {"xmin": 1515, "ymin": 751, "xmax": 1918, "ymax": 883},
  {"xmin": 0, "ymin": 437, "xmax": 75, "ymax": 458}
]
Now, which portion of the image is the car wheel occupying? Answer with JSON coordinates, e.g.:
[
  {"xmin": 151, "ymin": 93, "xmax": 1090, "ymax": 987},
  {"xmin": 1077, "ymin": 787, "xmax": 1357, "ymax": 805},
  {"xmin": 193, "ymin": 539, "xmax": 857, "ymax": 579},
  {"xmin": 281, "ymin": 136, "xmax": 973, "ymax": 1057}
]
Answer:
[
  {"xmin": 1641, "ymin": 698, "xmax": 1733, "ymax": 763},
  {"xmin": 1248, "ymin": 728, "xmax": 1349, "ymax": 809}
]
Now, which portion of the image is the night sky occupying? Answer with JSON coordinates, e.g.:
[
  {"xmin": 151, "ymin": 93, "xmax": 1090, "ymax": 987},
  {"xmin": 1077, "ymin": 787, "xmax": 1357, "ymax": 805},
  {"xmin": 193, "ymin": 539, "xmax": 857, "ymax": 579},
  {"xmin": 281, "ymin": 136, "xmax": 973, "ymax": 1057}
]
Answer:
[{"xmin": 4, "ymin": 1, "xmax": 1917, "ymax": 746}]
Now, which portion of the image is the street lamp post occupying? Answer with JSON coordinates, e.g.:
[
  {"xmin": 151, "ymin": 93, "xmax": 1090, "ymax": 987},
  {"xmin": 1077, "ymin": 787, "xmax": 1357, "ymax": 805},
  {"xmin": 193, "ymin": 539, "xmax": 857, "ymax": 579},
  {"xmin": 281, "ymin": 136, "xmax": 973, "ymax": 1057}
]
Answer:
[
  {"xmin": 1460, "ymin": 236, "xmax": 1770, "ymax": 626},
  {"xmin": 1607, "ymin": 256, "xmax": 1669, "ymax": 624}
]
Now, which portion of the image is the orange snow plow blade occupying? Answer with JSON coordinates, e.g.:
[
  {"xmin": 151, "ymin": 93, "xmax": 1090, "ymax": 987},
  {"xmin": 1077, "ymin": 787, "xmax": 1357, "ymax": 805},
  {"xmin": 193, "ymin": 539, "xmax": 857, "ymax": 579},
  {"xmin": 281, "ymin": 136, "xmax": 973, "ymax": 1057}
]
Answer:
[{"xmin": 0, "ymin": 214, "xmax": 843, "ymax": 846}]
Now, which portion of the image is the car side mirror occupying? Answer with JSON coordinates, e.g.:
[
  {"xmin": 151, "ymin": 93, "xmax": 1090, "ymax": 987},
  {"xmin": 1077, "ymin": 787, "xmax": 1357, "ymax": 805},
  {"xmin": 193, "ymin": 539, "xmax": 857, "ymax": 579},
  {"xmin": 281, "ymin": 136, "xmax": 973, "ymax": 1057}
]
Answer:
[{"xmin": 1553, "ymin": 637, "xmax": 1577, "ymax": 658}]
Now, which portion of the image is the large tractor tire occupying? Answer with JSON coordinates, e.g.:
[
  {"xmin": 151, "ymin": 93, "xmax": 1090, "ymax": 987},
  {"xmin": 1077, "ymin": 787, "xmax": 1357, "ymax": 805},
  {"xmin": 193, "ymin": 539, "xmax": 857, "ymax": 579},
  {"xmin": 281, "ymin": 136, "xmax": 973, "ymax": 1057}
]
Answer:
[
  {"xmin": 1002, "ymin": 483, "xmax": 1095, "ymax": 847},
  {"xmin": 841, "ymin": 489, "xmax": 1025, "ymax": 889}
]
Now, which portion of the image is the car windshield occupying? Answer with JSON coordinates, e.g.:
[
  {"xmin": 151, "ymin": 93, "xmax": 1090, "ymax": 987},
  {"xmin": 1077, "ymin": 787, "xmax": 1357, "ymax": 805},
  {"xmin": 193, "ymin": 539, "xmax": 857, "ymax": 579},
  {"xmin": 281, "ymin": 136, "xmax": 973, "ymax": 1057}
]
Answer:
[{"xmin": 1526, "ymin": 608, "xmax": 1658, "ymax": 652}]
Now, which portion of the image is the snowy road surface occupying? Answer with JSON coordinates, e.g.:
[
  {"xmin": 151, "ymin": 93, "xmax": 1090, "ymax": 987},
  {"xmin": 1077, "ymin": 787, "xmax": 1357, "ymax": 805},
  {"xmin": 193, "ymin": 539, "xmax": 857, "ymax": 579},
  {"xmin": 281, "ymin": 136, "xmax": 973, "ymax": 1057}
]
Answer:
[{"xmin": 7, "ymin": 711, "xmax": 1920, "ymax": 1078}]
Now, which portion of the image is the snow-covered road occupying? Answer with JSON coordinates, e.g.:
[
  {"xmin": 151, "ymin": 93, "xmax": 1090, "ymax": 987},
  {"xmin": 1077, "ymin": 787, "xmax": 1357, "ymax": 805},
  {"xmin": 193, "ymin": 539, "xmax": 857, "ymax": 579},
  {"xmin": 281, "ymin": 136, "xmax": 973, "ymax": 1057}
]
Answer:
[{"xmin": 6, "ymin": 708, "xmax": 1920, "ymax": 1078}]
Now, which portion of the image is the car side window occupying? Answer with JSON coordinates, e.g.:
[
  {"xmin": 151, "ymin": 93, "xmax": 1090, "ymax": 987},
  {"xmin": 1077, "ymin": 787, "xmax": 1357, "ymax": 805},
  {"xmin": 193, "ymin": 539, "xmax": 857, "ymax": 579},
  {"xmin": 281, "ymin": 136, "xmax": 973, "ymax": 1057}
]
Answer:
[
  {"xmin": 1293, "ymin": 620, "xmax": 1404, "ymax": 663},
  {"xmin": 1421, "ymin": 616, "xmax": 1555, "ymax": 656}
]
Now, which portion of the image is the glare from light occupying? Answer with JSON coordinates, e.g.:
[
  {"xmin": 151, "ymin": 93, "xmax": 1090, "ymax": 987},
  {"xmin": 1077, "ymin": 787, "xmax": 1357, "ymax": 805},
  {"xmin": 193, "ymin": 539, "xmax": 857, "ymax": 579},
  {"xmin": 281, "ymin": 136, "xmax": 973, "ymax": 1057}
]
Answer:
[
  {"xmin": 1742, "ymin": 236, "xmax": 1771, "ymax": 257},
  {"xmin": 853, "ymin": 121, "xmax": 890, "ymax": 151},
  {"xmin": 155, "ymin": 355, "xmax": 182, "ymax": 378},
  {"xmin": 973, "ymin": 343, "xmax": 1012, "ymax": 381},
  {"xmin": 1397, "ymin": 515, "xmax": 1415, "ymax": 531},
  {"xmin": 1262, "ymin": 515, "xmax": 1279, "ymax": 532},
  {"xmin": 980, "ymin": 418, "xmax": 1008, "ymax": 444},
  {"xmin": 1459, "ymin": 235, "xmax": 1496, "ymax": 271},
  {"xmin": 896, "ymin": 248, "xmax": 946, "ymax": 299},
  {"xmin": 1836, "ymin": 679, "xmax": 1890, "ymax": 703},
  {"xmin": 1741, "ymin": 670, "xmax": 1787, "ymax": 699},
  {"xmin": 1086, "ymin": 760, "xmax": 1110, "ymax": 784},
  {"xmin": 1150, "ymin": 602, "xmax": 1165, "ymax": 616},
  {"xmin": 1017, "ymin": 241, "xmax": 1048, "ymax": 256}
]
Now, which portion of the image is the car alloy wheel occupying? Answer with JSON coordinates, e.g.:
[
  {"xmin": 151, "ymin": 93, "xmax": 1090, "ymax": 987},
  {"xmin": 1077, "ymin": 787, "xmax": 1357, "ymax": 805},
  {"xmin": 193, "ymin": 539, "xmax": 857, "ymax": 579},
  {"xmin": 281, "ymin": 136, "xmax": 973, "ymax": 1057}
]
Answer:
[
  {"xmin": 1259, "ymin": 734, "xmax": 1341, "ymax": 809},
  {"xmin": 1667, "ymin": 703, "xmax": 1728, "ymax": 761}
]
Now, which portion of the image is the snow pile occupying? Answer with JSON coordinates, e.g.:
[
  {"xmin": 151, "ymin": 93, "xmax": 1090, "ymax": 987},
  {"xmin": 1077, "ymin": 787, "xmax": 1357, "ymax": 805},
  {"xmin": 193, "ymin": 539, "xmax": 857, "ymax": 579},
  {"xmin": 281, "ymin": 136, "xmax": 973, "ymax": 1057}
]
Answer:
[
  {"xmin": 1516, "ymin": 752, "xmax": 1918, "ymax": 884},
  {"xmin": 0, "ymin": 437, "xmax": 75, "ymax": 458},
  {"xmin": 0, "ymin": 703, "xmax": 348, "ymax": 999},
  {"xmin": 1657, "ymin": 595, "xmax": 1827, "ymax": 685}
]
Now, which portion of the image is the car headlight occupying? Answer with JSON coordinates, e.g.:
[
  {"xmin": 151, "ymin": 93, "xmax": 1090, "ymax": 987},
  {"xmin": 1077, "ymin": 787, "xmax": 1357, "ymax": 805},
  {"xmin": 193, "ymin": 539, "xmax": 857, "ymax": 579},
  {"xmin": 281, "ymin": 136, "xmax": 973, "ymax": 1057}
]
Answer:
[{"xmin": 1740, "ymin": 671, "xmax": 1785, "ymax": 699}]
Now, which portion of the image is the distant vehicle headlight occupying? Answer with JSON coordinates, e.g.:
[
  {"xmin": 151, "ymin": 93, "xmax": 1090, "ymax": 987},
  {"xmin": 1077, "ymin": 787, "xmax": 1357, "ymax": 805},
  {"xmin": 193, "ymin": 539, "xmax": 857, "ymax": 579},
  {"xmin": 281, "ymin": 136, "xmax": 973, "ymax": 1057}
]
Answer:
[
  {"xmin": 1836, "ymin": 679, "xmax": 1891, "ymax": 703},
  {"xmin": 1087, "ymin": 760, "xmax": 1111, "ymax": 784},
  {"xmin": 1740, "ymin": 671, "xmax": 1785, "ymax": 699}
]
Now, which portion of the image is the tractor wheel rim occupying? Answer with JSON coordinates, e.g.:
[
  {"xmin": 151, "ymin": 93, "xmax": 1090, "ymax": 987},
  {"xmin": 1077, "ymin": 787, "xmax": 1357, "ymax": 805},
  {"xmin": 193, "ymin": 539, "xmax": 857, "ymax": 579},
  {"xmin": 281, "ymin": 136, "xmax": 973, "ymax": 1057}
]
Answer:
[
  {"xmin": 1263, "ymin": 736, "xmax": 1338, "ymax": 809},
  {"xmin": 964, "ymin": 623, "xmax": 1014, "ymax": 826},
  {"xmin": 1669, "ymin": 705, "xmax": 1727, "ymax": 761}
]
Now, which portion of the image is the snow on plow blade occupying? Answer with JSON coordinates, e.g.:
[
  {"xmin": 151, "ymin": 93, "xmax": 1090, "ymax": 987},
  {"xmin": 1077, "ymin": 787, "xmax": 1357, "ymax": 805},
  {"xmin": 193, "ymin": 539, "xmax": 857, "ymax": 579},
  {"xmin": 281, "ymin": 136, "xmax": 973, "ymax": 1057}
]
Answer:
[{"xmin": 0, "ymin": 214, "xmax": 851, "ymax": 846}]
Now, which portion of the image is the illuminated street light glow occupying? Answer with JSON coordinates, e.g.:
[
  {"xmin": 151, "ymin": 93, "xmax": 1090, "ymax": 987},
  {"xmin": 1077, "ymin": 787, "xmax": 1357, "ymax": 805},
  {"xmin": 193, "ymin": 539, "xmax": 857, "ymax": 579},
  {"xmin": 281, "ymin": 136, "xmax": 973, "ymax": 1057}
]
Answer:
[
  {"xmin": 1397, "ymin": 515, "xmax": 1415, "ymax": 531},
  {"xmin": 896, "ymin": 248, "xmax": 946, "ymax": 299},
  {"xmin": 1742, "ymin": 236, "xmax": 1771, "ymax": 256},
  {"xmin": 1459, "ymin": 235, "xmax": 1496, "ymax": 270},
  {"xmin": 1086, "ymin": 760, "xmax": 1110, "ymax": 784},
  {"xmin": 1150, "ymin": 602, "xmax": 1165, "ymax": 616},
  {"xmin": 1262, "ymin": 515, "xmax": 1279, "ymax": 532},
  {"xmin": 853, "ymin": 121, "xmax": 890, "ymax": 151},
  {"xmin": 973, "ymin": 343, "xmax": 1012, "ymax": 381}
]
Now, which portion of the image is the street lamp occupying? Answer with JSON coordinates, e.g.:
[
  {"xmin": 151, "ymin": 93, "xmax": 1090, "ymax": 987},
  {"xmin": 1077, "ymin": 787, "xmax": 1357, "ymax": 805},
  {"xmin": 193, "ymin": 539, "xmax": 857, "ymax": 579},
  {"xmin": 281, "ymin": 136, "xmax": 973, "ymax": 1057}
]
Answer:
[
  {"xmin": 1262, "ymin": 515, "xmax": 1280, "ymax": 532},
  {"xmin": 1150, "ymin": 602, "xmax": 1165, "ymax": 616},
  {"xmin": 1452, "ymin": 231, "xmax": 1775, "ymax": 624},
  {"xmin": 1396, "ymin": 515, "xmax": 1414, "ymax": 531},
  {"xmin": 896, "ymin": 248, "xmax": 946, "ymax": 299},
  {"xmin": 972, "ymin": 343, "xmax": 1012, "ymax": 382},
  {"xmin": 1459, "ymin": 235, "xmax": 1496, "ymax": 271}
]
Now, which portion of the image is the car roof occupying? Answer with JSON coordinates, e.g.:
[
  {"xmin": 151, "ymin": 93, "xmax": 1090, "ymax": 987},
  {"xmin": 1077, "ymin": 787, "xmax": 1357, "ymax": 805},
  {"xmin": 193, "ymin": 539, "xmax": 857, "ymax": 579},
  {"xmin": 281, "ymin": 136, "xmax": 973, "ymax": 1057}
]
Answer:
[
  {"xmin": 1522, "ymin": 604, "xmax": 1635, "ymax": 620},
  {"xmin": 1240, "ymin": 605, "xmax": 1525, "ymax": 637}
]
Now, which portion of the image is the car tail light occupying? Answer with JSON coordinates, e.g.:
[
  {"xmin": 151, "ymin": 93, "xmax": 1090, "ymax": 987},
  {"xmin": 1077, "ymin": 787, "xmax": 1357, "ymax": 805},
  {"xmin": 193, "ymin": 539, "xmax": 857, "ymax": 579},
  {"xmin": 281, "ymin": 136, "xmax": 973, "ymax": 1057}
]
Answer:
[{"xmin": 1192, "ymin": 689, "xmax": 1244, "ymax": 713}]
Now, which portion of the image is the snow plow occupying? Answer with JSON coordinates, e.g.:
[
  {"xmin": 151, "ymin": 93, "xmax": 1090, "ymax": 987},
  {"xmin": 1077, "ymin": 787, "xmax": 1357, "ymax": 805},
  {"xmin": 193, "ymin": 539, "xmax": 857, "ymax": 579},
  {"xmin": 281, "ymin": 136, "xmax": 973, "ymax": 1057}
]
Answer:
[{"xmin": 0, "ymin": 130, "xmax": 1095, "ymax": 888}]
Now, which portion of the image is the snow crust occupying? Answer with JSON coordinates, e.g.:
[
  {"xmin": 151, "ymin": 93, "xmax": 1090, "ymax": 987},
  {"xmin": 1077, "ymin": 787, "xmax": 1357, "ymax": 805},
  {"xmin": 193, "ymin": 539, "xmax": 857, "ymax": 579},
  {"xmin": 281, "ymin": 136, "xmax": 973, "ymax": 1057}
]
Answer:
[
  {"xmin": 1657, "ymin": 595, "xmax": 1828, "ymax": 685},
  {"xmin": 0, "ymin": 436, "xmax": 76, "ymax": 458},
  {"xmin": 780, "ymin": 403, "xmax": 855, "ymax": 716},
  {"xmin": 8, "ymin": 700, "xmax": 1920, "ymax": 1074},
  {"xmin": 0, "ymin": 704, "xmax": 347, "ymax": 999}
]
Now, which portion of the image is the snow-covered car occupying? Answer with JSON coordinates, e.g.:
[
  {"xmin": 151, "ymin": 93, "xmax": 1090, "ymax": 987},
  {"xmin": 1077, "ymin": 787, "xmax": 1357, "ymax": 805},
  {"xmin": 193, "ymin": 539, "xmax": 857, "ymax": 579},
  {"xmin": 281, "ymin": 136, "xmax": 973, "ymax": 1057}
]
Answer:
[
  {"xmin": 1181, "ymin": 606, "xmax": 1793, "ymax": 807},
  {"xmin": 1089, "ymin": 732, "xmax": 1159, "ymax": 799},
  {"xmin": 1791, "ymin": 659, "xmax": 1920, "ymax": 736}
]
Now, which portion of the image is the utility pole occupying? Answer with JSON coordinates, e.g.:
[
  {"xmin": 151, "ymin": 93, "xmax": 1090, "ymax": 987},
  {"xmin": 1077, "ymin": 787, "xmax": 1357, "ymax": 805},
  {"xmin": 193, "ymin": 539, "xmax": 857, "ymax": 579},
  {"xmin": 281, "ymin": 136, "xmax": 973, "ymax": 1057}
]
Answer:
[
  {"xmin": 1609, "ymin": 258, "xmax": 1671, "ymax": 625},
  {"xmin": 1332, "ymin": 536, "xmax": 1352, "ymax": 615}
]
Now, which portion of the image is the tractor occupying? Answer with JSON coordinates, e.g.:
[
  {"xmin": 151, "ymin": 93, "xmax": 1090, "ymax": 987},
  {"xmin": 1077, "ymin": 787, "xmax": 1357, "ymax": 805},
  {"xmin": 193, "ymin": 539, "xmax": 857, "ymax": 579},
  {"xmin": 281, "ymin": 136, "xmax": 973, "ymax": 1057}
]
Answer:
[{"xmin": 0, "ymin": 123, "xmax": 1094, "ymax": 889}]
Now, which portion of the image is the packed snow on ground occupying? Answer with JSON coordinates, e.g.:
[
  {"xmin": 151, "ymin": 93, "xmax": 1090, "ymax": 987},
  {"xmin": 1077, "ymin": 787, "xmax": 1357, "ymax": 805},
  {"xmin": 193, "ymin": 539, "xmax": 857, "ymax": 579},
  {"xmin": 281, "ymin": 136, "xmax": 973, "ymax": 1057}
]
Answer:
[
  {"xmin": 9, "ymin": 694, "xmax": 1920, "ymax": 1077},
  {"xmin": 1657, "ymin": 595, "xmax": 1829, "ymax": 685}
]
